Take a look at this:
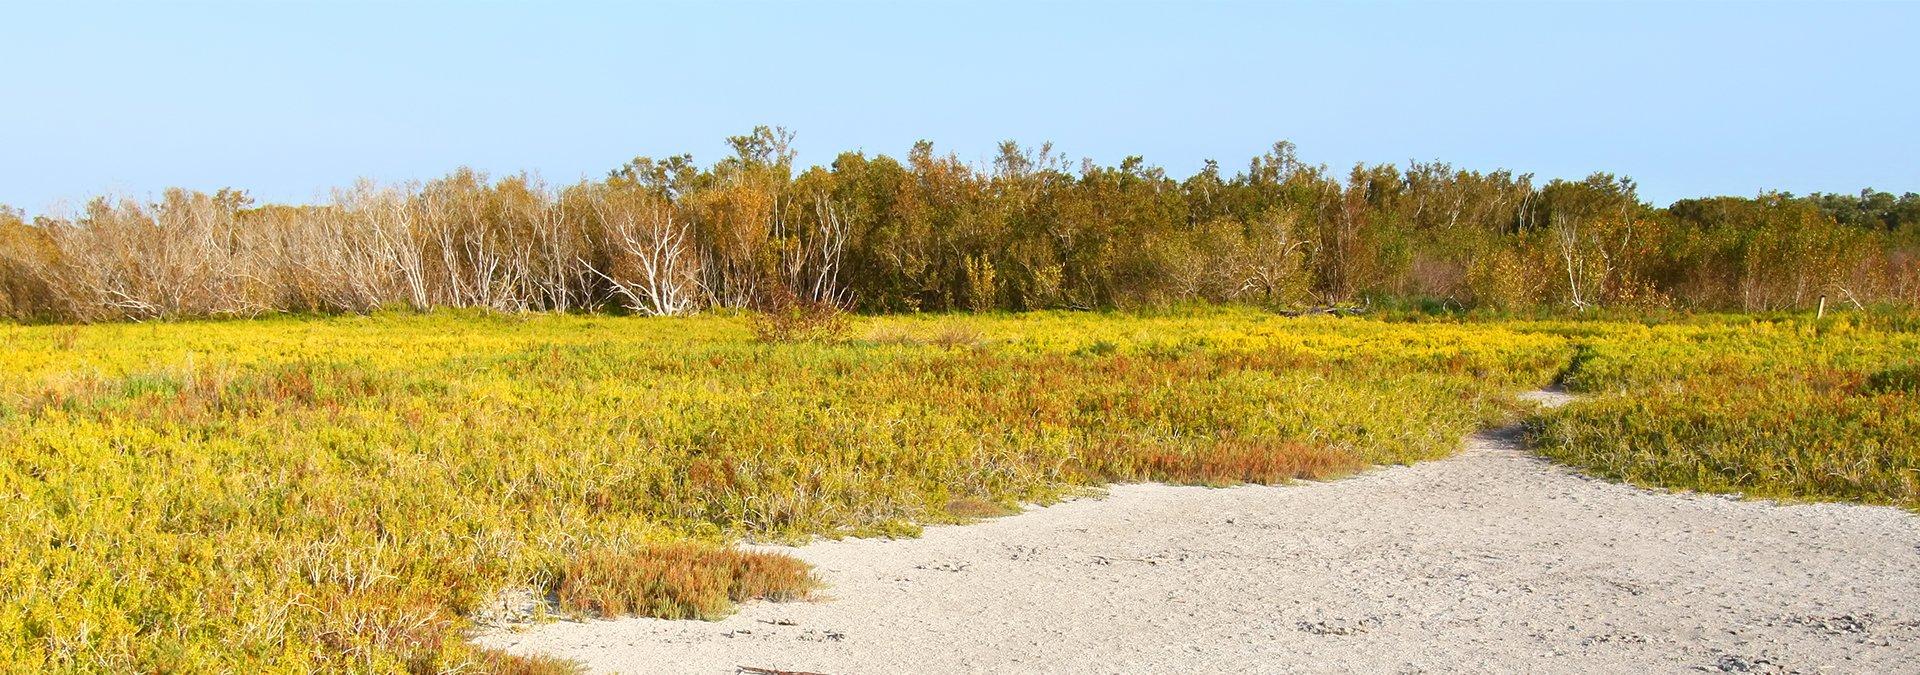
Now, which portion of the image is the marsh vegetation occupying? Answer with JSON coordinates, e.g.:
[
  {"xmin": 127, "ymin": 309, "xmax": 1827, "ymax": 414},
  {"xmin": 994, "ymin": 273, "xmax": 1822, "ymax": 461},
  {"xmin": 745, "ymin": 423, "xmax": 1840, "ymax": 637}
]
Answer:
[{"xmin": 2, "ymin": 308, "xmax": 1914, "ymax": 671}]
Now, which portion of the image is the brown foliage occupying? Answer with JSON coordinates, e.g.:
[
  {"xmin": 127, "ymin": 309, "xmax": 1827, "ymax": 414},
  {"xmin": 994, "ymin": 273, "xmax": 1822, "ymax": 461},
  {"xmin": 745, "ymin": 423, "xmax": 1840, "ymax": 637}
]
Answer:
[
  {"xmin": 3, "ymin": 132, "xmax": 1915, "ymax": 322},
  {"xmin": 750, "ymin": 285, "xmax": 849, "ymax": 343},
  {"xmin": 475, "ymin": 648, "xmax": 584, "ymax": 675},
  {"xmin": 555, "ymin": 543, "xmax": 817, "ymax": 620},
  {"xmin": 1076, "ymin": 437, "xmax": 1368, "ymax": 487}
]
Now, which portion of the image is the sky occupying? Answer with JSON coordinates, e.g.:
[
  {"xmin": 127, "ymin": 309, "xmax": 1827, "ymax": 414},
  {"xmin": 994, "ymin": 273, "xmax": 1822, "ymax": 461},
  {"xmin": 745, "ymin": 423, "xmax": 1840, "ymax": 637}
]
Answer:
[{"xmin": 2, "ymin": 1, "xmax": 1915, "ymax": 213}]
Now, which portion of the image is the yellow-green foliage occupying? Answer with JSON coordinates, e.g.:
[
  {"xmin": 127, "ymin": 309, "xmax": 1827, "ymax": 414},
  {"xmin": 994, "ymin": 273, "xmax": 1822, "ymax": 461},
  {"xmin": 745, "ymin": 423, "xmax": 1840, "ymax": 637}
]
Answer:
[
  {"xmin": 1532, "ymin": 317, "xmax": 1920, "ymax": 510},
  {"xmin": 0, "ymin": 308, "xmax": 1570, "ymax": 672}
]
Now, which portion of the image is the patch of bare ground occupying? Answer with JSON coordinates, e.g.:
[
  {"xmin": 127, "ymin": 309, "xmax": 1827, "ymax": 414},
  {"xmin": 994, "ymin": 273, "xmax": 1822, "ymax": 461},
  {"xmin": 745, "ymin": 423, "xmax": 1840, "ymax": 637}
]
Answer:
[{"xmin": 477, "ymin": 391, "xmax": 1920, "ymax": 673}]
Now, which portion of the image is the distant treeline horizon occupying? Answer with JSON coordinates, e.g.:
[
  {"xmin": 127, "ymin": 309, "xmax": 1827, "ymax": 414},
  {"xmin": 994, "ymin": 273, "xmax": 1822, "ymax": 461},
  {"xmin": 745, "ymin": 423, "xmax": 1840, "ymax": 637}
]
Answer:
[{"xmin": 3, "ymin": 126, "xmax": 1916, "ymax": 322}]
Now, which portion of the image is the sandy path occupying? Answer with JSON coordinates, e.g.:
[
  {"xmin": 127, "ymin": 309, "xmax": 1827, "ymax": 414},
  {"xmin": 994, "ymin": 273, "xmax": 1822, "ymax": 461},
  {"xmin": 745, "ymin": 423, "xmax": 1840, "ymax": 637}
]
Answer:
[{"xmin": 477, "ymin": 391, "xmax": 1920, "ymax": 673}]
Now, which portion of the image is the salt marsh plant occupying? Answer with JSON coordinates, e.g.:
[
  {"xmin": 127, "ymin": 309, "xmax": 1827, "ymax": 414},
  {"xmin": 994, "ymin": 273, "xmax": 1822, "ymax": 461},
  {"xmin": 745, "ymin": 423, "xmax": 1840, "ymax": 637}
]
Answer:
[
  {"xmin": 1531, "ymin": 316, "xmax": 1920, "ymax": 509},
  {"xmin": 7, "ymin": 307, "xmax": 1913, "ymax": 672},
  {"xmin": 0, "ymin": 309, "xmax": 1569, "ymax": 672}
]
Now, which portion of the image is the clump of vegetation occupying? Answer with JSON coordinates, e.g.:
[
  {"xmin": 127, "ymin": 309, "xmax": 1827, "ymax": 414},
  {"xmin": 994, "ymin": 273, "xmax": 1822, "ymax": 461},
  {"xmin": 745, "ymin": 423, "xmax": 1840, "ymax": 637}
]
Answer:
[
  {"xmin": 942, "ymin": 496, "xmax": 1018, "ymax": 521},
  {"xmin": 1865, "ymin": 363, "xmax": 1920, "ymax": 394},
  {"xmin": 1531, "ymin": 318, "xmax": 1920, "ymax": 510},
  {"xmin": 1125, "ymin": 439, "xmax": 1365, "ymax": 487},
  {"xmin": 0, "ymin": 309, "xmax": 1571, "ymax": 671},
  {"xmin": 749, "ymin": 288, "xmax": 849, "ymax": 343},
  {"xmin": 475, "ymin": 648, "xmax": 583, "ymax": 675},
  {"xmin": 557, "ymin": 543, "xmax": 816, "ymax": 620}
]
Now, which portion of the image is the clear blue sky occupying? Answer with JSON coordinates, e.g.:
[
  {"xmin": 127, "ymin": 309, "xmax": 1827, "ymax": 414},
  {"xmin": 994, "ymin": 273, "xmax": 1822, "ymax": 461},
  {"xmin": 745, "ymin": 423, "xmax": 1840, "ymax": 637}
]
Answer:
[{"xmin": 3, "ymin": 1, "xmax": 1915, "ymax": 213}]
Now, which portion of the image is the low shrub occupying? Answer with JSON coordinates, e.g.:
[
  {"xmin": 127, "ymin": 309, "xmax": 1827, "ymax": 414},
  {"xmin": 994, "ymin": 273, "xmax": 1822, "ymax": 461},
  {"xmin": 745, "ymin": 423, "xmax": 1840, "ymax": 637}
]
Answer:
[
  {"xmin": 750, "ymin": 288, "xmax": 849, "ymax": 343},
  {"xmin": 556, "ymin": 543, "xmax": 816, "ymax": 620}
]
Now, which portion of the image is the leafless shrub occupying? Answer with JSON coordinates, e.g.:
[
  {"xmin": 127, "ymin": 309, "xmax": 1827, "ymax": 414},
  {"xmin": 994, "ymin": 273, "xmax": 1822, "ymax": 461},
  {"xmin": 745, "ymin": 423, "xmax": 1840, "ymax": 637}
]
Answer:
[
  {"xmin": 46, "ymin": 190, "xmax": 268, "ymax": 320},
  {"xmin": 928, "ymin": 324, "xmax": 983, "ymax": 349},
  {"xmin": 581, "ymin": 186, "xmax": 703, "ymax": 316},
  {"xmin": 750, "ymin": 284, "xmax": 848, "ymax": 343}
]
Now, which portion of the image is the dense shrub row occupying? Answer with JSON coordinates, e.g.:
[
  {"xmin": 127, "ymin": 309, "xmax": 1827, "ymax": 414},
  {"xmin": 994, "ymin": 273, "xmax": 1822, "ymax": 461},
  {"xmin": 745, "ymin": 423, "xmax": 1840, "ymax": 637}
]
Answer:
[{"xmin": 3, "ymin": 128, "xmax": 1915, "ymax": 322}]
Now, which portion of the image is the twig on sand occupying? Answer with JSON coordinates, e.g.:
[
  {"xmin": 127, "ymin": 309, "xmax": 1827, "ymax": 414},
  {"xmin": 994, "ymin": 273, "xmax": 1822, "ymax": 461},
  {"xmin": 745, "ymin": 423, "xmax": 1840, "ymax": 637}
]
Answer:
[{"xmin": 738, "ymin": 666, "xmax": 830, "ymax": 675}]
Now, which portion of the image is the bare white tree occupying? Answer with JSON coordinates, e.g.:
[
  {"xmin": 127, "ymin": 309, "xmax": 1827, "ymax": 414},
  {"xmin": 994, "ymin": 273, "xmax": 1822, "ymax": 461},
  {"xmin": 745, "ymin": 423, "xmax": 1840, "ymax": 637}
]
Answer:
[
  {"xmin": 799, "ymin": 194, "xmax": 849, "ymax": 305},
  {"xmin": 584, "ymin": 187, "xmax": 703, "ymax": 316}
]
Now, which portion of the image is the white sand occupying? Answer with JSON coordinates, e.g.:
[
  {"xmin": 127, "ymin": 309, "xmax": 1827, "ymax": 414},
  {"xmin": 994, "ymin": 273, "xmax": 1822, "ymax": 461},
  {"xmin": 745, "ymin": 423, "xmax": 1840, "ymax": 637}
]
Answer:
[{"xmin": 477, "ymin": 391, "xmax": 1920, "ymax": 673}]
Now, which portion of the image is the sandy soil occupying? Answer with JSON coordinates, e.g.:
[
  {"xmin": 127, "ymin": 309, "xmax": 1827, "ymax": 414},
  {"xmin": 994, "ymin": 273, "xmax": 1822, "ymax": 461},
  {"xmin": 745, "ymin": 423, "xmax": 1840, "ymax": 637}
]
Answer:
[{"xmin": 476, "ymin": 391, "xmax": 1920, "ymax": 673}]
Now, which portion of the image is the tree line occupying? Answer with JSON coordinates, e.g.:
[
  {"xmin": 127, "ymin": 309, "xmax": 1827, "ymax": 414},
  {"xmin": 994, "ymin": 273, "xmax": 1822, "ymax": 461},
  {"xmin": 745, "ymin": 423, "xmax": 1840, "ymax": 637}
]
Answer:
[{"xmin": 2, "ymin": 126, "xmax": 1916, "ymax": 322}]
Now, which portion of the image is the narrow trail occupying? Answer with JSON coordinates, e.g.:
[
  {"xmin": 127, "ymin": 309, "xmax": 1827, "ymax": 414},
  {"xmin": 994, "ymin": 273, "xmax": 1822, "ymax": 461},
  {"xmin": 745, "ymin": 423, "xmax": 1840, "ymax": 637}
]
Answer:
[{"xmin": 478, "ymin": 390, "xmax": 1920, "ymax": 673}]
